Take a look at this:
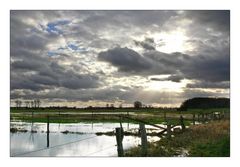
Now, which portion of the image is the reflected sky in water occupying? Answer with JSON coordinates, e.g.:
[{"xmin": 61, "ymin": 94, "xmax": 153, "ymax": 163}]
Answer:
[{"xmin": 11, "ymin": 122, "xmax": 161, "ymax": 157}]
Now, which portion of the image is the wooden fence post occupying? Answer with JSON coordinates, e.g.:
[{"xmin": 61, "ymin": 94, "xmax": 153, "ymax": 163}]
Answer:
[
  {"xmin": 47, "ymin": 116, "xmax": 50, "ymax": 148},
  {"xmin": 167, "ymin": 123, "xmax": 171, "ymax": 139},
  {"xmin": 139, "ymin": 123, "xmax": 148, "ymax": 156},
  {"xmin": 192, "ymin": 113, "xmax": 195, "ymax": 125},
  {"xmin": 202, "ymin": 114, "xmax": 205, "ymax": 123},
  {"xmin": 180, "ymin": 115, "xmax": 185, "ymax": 131},
  {"xmin": 164, "ymin": 112, "xmax": 166, "ymax": 121},
  {"xmin": 222, "ymin": 111, "xmax": 225, "ymax": 119},
  {"xmin": 115, "ymin": 127, "xmax": 124, "ymax": 157},
  {"xmin": 204, "ymin": 113, "xmax": 207, "ymax": 121},
  {"xmin": 31, "ymin": 110, "xmax": 34, "ymax": 128},
  {"xmin": 211, "ymin": 112, "xmax": 214, "ymax": 120}
]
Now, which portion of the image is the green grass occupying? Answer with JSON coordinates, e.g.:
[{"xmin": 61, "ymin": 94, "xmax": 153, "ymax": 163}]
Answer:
[
  {"xmin": 10, "ymin": 112, "xmax": 193, "ymax": 125},
  {"xmin": 189, "ymin": 136, "xmax": 230, "ymax": 157},
  {"xmin": 10, "ymin": 107, "xmax": 161, "ymax": 113},
  {"xmin": 10, "ymin": 107, "xmax": 229, "ymax": 125},
  {"xmin": 125, "ymin": 120, "xmax": 230, "ymax": 157},
  {"xmin": 10, "ymin": 107, "xmax": 229, "ymax": 114}
]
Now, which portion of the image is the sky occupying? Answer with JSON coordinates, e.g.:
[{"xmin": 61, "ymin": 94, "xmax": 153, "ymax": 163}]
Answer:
[{"xmin": 10, "ymin": 10, "xmax": 230, "ymax": 107}]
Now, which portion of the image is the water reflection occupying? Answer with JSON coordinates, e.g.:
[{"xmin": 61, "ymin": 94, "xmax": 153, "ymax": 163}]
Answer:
[{"xmin": 10, "ymin": 122, "xmax": 161, "ymax": 157}]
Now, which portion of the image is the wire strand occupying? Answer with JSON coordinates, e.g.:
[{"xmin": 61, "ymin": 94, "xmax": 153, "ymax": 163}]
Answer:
[{"xmin": 12, "ymin": 135, "xmax": 99, "ymax": 157}]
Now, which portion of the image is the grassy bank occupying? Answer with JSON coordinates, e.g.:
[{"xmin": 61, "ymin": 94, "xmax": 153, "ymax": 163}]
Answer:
[
  {"xmin": 10, "ymin": 111, "xmax": 196, "ymax": 125},
  {"xmin": 10, "ymin": 107, "xmax": 229, "ymax": 124},
  {"xmin": 10, "ymin": 107, "xmax": 229, "ymax": 114},
  {"xmin": 125, "ymin": 120, "xmax": 230, "ymax": 157}
]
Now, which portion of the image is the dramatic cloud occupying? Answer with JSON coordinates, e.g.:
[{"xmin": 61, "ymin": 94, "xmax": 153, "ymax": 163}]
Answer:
[
  {"xmin": 11, "ymin": 60, "xmax": 100, "ymax": 91},
  {"xmin": 98, "ymin": 47, "xmax": 152, "ymax": 73},
  {"xmin": 134, "ymin": 37, "xmax": 156, "ymax": 50},
  {"xmin": 183, "ymin": 10, "xmax": 230, "ymax": 32},
  {"xmin": 10, "ymin": 10, "xmax": 230, "ymax": 107},
  {"xmin": 99, "ymin": 48, "xmax": 229, "ymax": 83},
  {"xmin": 186, "ymin": 81, "xmax": 230, "ymax": 89},
  {"xmin": 151, "ymin": 74, "xmax": 184, "ymax": 83}
]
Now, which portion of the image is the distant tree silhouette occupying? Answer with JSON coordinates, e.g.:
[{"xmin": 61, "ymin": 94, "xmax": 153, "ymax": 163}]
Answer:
[
  {"xmin": 36, "ymin": 99, "xmax": 41, "ymax": 108},
  {"xmin": 87, "ymin": 106, "xmax": 93, "ymax": 109},
  {"xmin": 179, "ymin": 97, "xmax": 230, "ymax": 110},
  {"xmin": 25, "ymin": 101, "xmax": 30, "ymax": 108},
  {"xmin": 134, "ymin": 101, "xmax": 142, "ymax": 109},
  {"xmin": 110, "ymin": 104, "xmax": 114, "ymax": 108},
  {"xmin": 15, "ymin": 100, "xmax": 18, "ymax": 108},
  {"xmin": 31, "ymin": 101, "xmax": 34, "ymax": 108},
  {"xmin": 18, "ymin": 101, "xmax": 22, "ymax": 108},
  {"xmin": 15, "ymin": 100, "xmax": 22, "ymax": 108},
  {"xmin": 33, "ymin": 100, "xmax": 37, "ymax": 108}
]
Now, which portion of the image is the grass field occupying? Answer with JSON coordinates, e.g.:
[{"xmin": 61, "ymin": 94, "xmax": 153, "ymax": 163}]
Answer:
[
  {"xmin": 125, "ymin": 120, "xmax": 230, "ymax": 157},
  {"xmin": 10, "ymin": 107, "xmax": 229, "ymax": 124}
]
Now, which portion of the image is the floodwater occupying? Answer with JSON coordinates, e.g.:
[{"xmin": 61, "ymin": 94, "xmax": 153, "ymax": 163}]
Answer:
[{"xmin": 10, "ymin": 122, "xmax": 163, "ymax": 157}]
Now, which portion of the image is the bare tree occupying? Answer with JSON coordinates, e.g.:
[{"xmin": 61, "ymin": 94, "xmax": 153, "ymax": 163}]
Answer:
[
  {"xmin": 15, "ymin": 100, "xmax": 22, "ymax": 108},
  {"xmin": 106, "ymin": 104, "xmax": 109, "ymax": 108},
  {"xmin": 134, "ymin": 101, "xmax": 142, "ymax": 109},
  {"xmin": 25, "ymin": 101, "xmax": 30, "ymax": 108},
  {"xmin": 15, "ymin": 100, "xmax": 19, "ymax": 108},
  {"xmin": 33, "ymin": 100, "xmax": 37, "ymax": 108},
  {"xmin": 18, "ymin": 101, "xmax": 22, "ymax": 108},
  {"xmin": 31, "ymin": 101, "xmax": 34, "ymax": 108},
  {"xmin": 36, "ymin": 99, "xmax": 41, "ymax": 108}
]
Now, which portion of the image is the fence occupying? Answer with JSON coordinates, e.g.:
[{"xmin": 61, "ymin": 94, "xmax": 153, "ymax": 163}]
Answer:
[{"xmin": 11, "ymin": 110, "xmax": 229, "ymax": 157}]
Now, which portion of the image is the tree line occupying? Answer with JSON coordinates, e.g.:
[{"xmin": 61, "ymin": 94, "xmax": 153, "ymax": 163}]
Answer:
[
  {"xmin": 179, "ymin": 97, "xmax": 230, "ymax": 110},
  {"xmin": 14, "ymin": 99, "xmax": 41, "ymax": 108},
  {"xmin": 13, "ymin": 97, "xmax": 229, "ymax": 110}
]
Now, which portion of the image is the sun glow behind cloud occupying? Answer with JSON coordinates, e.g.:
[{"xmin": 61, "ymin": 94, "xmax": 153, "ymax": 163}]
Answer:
[
  {"xmin": 154, "ymin": 30, "xmax": 192, "ymax": 53},
  {"xmin": 144, "ymin": 78, "xmax": 192, "ymax": 92}
]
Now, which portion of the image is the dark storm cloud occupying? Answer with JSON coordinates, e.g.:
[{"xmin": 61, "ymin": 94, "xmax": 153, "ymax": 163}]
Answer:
[
  {"xmin": 166, "ymin": 75, "xmax": 184, "ymax": 82},
  {"xmin": 181, "ymin": 88, "xmax": 229, "ymax": 100},
  {"xmin": 182, "ymin": 54, "xmax": 230, "ymax": 82},
  {"xmin": 186, "ymin": 81, "xmax": 230, "ymax": 89},
  {"xmin": 151, "ymin": 74, "xmax": 184, "ymax": 83},
  {"xmin": 145, "ymin": 50, "xmax": 229, "ymax": 83},
  {"xmin": 184, "ymin": 10, "xmax": 230, "ymax": 32},
  {"xmin": 11, "ymin": 59, "xmax": 44, "ymax": 71},
  {"xmin": 11, "ymin": 34, "xmax": 47, "ymax": 51},
  {"xmin": 98, "ymin": 47, "xmax": 152, "ymax": 73},
  {"xmin": 11, "ymin": 70, "xmax": 100, "ymax": 91},
  {"xmin": 144, "ymin": 51, "xmax": 190, "ymax": 69},
  {"xmin": 134, "ymin": 37, "xmax": 156, "ymax": 50},
  {"xmin": 11, "ymin": 60, "xmax": 100, "ymax": 91},
  {"xmin": 99, "ymin": 47, "xmax": 229, "ymax": 84},
  {"xmin": 11, "ymin": 85, "xmax": 133, "ymax": 102},
  {"xmin": 11, "ymin": 77, "xmax": 46, "ymax": 91}
]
